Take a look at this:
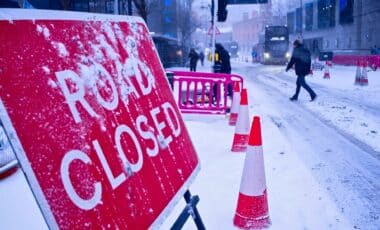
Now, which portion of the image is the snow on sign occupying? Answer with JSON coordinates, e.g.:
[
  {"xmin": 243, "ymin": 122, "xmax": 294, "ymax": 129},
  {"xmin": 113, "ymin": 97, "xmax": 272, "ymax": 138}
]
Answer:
[{"xmin": 0, "ymin": 9, "xmax": 200, "ymax": 229}]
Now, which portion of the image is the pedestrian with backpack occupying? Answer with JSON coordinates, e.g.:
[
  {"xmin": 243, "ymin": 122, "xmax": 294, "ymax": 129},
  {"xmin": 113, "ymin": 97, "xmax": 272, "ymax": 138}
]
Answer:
[{"xmin": 286, "ymin": 40, "xmax": 317, "ymax": 101}]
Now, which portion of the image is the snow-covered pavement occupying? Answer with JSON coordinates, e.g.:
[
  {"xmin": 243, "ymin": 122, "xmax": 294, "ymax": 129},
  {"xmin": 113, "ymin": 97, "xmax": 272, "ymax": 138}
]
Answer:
[
  {"xmin": 244, "ymin": 64, "xmax": 380, "ymax": 228},
  {"xmin": 163, "ymin": 62, "xmax": 380, "ymax": 229},
  {"xmin": 1, "ymin": 62, "xmax": 379, "ymax": 229}
]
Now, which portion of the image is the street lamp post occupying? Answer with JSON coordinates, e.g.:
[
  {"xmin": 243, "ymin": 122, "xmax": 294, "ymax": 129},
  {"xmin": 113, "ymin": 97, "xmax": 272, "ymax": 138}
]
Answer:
[
  {"xmin": 200, "ymin": 0, "xmax": 217, "ymax": 66},
  {"xmin": 300, "ymin": 0, "xmax": 303, "ymax": 40},
  {"xmin": 211, "ymin": 0, "xmax": 217, "ymax": 66}
]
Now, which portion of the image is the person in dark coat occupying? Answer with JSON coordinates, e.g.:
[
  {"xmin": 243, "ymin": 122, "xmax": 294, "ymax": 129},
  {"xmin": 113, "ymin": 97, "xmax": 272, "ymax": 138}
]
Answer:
[
  {"xmin": 286, "ymin": 40, "xmax": 317, "ymax": 101},
  {"xmin": 214, "ymin": 43, "xmax": 231, "ymax": 74},
  {"xmin": 188, "ymin": 48, "xmax": 199, "ymax": 72},
  {"xmin": 199, "ymin": 51, "xmax": 205, "ymax": 66},
  {"xmin": 213, "ymin": 43, "xmax": 232, "ymax": 103}
]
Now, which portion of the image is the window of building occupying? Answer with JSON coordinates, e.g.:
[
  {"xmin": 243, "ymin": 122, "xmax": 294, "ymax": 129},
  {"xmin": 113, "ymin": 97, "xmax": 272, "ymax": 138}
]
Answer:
[
  {"xmin": 305, "ymin": 3, "xmax": 313, "ymax": 31},
  {"xmin": 339, "ymin": 0, "xmax": 354, "ymax": 24},
  {"xmin": 324, "ymin": 39, "xmax": 328, "ymax": 49},
  {"xmin": 73, "ymin": 0, "xmax": 89, "ymax": 12},
  {"xmin": 287, "ymin": 12, "xmax": 295, "ymax": 34},
  {"xmin": 295, "ymin": 8, "xmax": 302, "ymax": 33},
  {"xmin": 118, "ymin": 0, "xmax": 129, "ymax": 15},
  {"xmin": 318, "ymin": 0, "xmax": 336, "ymax": 29},
  {"xmin": 105, "ymin": 0, "xmax": 114, "ymax": 13}
]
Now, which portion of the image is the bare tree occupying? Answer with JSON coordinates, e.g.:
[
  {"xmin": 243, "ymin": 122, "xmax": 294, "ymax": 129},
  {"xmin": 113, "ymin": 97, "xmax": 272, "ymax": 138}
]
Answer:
[{"xmin": 177, "ymin": 1, "xmax": 200, "ymax": 52}]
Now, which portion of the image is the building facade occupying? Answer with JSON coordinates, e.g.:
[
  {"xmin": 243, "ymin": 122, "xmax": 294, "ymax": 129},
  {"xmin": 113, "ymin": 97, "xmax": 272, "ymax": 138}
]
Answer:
[
  {"xmin": 232, "ymin": 11, "xmax": 266, "ymax": 57},
  {"xmin": 232, "ymin": 0, "xmax": 286, "ymax": 59},
  {"xmin": 287, "ymin": 0, "xmax": 380, "ymax": 55},
  {"xmin": 25, "ymin": 0, "xmax": 192, "ymax": 42},
  {"xmin": 148, "ymin": 0, "xmax": 192, "ymax": 41}
]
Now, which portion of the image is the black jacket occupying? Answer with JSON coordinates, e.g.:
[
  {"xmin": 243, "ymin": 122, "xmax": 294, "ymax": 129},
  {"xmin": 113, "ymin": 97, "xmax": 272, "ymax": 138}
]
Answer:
[
  {"xmin": 188, "ymin": 50, "xmax": 199, "ymax": 65},
  {"xmin": 286, "ymin": 45, "xmax": 311, "ymax": 76},
  {"xmin": 216, "ymin": 48, "xmax": 231, "ymax": 74}
]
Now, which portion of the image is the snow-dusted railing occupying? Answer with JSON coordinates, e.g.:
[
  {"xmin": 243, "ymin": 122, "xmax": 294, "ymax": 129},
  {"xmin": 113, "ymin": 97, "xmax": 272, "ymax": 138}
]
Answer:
[{"xmin": 168, "ymin": 71, "xmax": 244, "ymax": 115}]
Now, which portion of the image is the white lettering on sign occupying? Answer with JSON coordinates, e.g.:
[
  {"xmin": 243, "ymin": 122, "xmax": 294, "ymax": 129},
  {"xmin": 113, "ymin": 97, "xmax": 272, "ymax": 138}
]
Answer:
[
  {"xmin": 93, "ymin": 140, "xmax": 126, "ymax": 190},
  {"xmin": 136, "ymin": 115, "xmax": 159, "ymax": 157},
  {"xmin": 115, "ymin": 124, "xmax": 144, "ymax": 174},
  {"xmin": 61, "ymin": 150, "xmax": 102, "ymax": 210},
  {"xmin": 162, "ymin": 102, "xmax": 181, "ymax": 138},
  {"xmin": 56, "ymin": 70, "xmax": 98, "ymax": 123},
  {"xmin": 56, "ymin": 59, "xmax": 155, "ymax": 124},
  {"xmin": 90, "ymin": 63, "xmax": 119, "ymax": 112},
  {"xmin": 59, "ymin": 103, "xmax": 182, "ymax": 210},
  {"xmin": 150, "ymin": 107, "xmax": 172, "ymax": 147},
  {"xmin": 54, "ymin": 32, "xmax": 182, "ymax": 210}
]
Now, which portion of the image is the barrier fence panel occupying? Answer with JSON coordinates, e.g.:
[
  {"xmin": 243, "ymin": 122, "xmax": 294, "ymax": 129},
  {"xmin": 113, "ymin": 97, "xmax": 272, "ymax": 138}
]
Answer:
[
  {"xmin": 168, "ymin": 71, "xmax": 244, "ymax": 114},
  {"xmin": 333, "ymin": 55, "xmax": 380, "ymax": 70}
]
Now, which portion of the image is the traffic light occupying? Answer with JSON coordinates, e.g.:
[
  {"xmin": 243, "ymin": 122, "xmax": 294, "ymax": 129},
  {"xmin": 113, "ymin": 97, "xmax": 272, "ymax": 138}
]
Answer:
[{"xmin": 217, "ymin": 0, "xmax": 228, "ymax": 22}]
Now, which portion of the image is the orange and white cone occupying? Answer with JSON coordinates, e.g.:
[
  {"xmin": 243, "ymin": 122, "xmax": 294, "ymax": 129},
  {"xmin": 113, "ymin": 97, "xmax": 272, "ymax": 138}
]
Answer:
[
  {"xmin": 355, "ymin": 60, "xmax": 362, "ymax": 85},
  {"xmin": 323, "ymin": 61, "xmax": 330, "ymax": 79},
  {"xmin": 361, "ymin": 61, "xmax": 369, "ymax": 86},
  {"xmin": 231, "ymin": 88, "xmax": 250, "ymax": 152},
  {"xmin": 328, "ymin": 60, "xmax": 333, "ymax": 68},
  {"xmin": 234, "ymin": 116, "xmax": 271, "ymax": 229},
  {"xmin": 229, "ymin": 82, "xmax": 241, "ymax": 126}
]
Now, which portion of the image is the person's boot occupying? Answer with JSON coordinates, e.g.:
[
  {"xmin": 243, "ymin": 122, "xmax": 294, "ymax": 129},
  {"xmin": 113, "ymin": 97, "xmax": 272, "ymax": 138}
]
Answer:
[
  {"xmin": 310, "ymin": 94, "xmax": 317, "ymax": 101},
  {"xmin": 289, "ymin": 96, "xmax": 297, "ymax": 101}
]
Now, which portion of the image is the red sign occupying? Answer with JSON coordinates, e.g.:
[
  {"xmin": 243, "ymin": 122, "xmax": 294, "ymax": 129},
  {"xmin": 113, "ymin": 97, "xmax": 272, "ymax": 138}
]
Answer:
[
  {"xmin": 208, "ymin": 25, "xmax": 221, "ymax": 35},
  {"xmin": 0, "ymin": 9, "xmax": 199, "ymax": 229}
]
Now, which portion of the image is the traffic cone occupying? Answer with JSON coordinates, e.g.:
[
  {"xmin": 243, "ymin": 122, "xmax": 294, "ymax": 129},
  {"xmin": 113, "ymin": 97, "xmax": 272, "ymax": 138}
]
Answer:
[
  {"xmin": 229, "ymin": 82, "xmax": 241, "ymax": 126},
  {"xmin": 354, "ymin": 60, "xmax": 362, "ymax": 85},
  {"xmin": 231, "ymin": 88, "xmax": 250, "ymax": 152},
  {"xmin": 328, "ymin": 60, "xmax": 333, "ymax": 68},
  {"xmin": 323, "ymin": 61, "xmax": 330, "ymax": 79},
  {"xmin": 233, "ymin": 116, "xmax": 271, "ymax": 229},
  {"xmin": 361, "ymin": 61, "xmax": 369, "ymax": 86},
  {"xmin": 309, "ymin": 69, "xmax": 313, "ymax": 76}
]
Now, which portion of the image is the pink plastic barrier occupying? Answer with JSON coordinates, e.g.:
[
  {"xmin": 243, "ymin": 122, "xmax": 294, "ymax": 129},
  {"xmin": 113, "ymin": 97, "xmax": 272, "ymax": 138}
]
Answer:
[
  {"xmin": 333, "ymin": 55, "xmax": 380, "ymax": 70},
  {"xmin": 168, "ymin": 71, "xmax": 244, "ymax": 114}
]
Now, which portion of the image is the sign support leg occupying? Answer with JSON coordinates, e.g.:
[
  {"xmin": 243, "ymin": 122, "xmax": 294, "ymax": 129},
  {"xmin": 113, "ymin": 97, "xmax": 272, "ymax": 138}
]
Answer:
[{"xmin": 170, "ymin": 190, "xmax": 205, "ymax": 230}]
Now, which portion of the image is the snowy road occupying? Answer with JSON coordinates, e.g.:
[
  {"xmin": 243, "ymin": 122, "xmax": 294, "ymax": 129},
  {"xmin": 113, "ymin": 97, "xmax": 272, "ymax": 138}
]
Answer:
[
  {"xmin": 248, "ymin": 65, "xmax": 380, "ymax": 156},
  {"xmin": 238, "ymin": 64, "xmax": 380, "ymax": 229},
  {"xmin": 2, "ymin": 63, "xmax": 380, "ymax": 230}
]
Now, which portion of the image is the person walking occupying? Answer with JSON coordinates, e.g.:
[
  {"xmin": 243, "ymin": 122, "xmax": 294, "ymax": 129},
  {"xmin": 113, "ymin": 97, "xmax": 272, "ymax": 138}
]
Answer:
[
  {"xmin": 199, "ymin": 51, "xmax": 205, "ymax": 66},
  {"xmin": 286, "ymin": 40, "xmax": 317, "ymax": 102},
  {"xmin": 188, "ymin": 48, "xmax": 199, "ymax": 72}
]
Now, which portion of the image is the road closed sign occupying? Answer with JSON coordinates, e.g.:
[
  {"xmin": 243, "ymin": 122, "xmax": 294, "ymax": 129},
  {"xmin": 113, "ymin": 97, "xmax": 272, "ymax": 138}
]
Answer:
[{"xmin": 0, "ymin": 9, "xmax": 199, "ymax": 229}]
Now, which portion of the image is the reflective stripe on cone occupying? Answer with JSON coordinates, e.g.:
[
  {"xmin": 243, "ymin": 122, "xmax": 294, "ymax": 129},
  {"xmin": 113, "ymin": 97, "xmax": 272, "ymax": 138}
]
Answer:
[
  {"xmin": 229, "ymin": 82, "xmax": 241, "ymax": 126},
  {"xmin": 231, "ymin": 88, "xmax": 249, "ymax": 152},
  {"xmin": 233, "ymin": 116, "xmax": 271, "ymax": 229}
]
